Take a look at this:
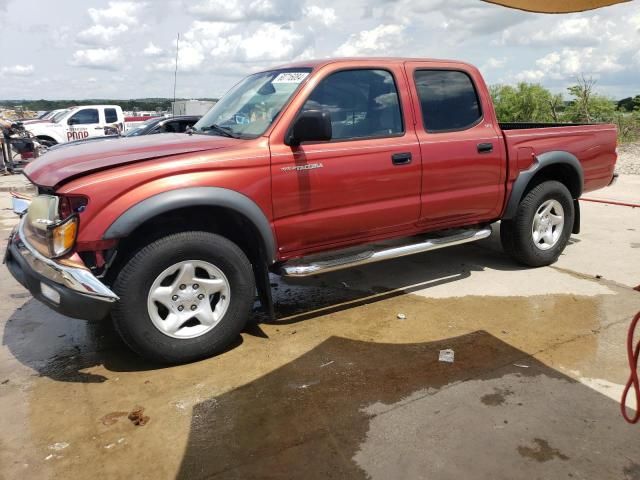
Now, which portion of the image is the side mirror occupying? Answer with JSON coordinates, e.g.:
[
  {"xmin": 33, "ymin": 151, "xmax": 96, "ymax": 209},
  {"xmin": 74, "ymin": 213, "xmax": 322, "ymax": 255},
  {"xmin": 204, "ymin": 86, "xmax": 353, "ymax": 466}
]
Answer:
[
  {"xmin": 286, "ymin": 110, "xmax": 332, "ymax": 147},
  {"xmin": 67, "ymin": 118, "xmax": 78, "ymax": 126}
]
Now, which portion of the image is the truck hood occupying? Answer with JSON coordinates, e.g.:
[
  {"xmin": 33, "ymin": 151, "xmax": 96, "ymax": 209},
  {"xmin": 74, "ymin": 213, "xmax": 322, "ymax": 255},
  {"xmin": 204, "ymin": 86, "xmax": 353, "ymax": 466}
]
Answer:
[
  {"xmin": 25, "ymin": 133, "xmax": 240, "ymax": 188},
  {"xmin": 22, "ymin": 119, "xmax": 52, "ymax": 125}
]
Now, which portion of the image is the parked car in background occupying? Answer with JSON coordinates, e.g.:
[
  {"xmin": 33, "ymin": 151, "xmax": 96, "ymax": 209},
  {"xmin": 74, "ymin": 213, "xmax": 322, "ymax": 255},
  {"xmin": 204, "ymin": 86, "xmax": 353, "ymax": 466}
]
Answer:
[
  {"xmin": 6, "ymin": 58, "xmax": 618, "ymax": 364},
  {"xmin": 125, "ymin": 115, "xmax": 200, "ymax": 136},
  {"xmin": 46, "ymin": 115, "xmax": 201, "ymax": 152},
  {"xmin": 21, "ymin": 109, "xmax": 70, "ymax": 125},
  {"xmin": 23, "ymin": 105, "xmax": 125, "ymax": 145}
]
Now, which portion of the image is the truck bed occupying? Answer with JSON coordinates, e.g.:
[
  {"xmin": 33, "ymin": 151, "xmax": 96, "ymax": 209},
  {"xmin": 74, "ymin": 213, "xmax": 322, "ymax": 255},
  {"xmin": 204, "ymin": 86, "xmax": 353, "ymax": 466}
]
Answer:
[
  {"xmin": 501, "ymin": 122, "xmax": 618, "ymax": 195},
  {"xmin": 499, "ymin": 122, "xmax": 596, "ymax": 130}
]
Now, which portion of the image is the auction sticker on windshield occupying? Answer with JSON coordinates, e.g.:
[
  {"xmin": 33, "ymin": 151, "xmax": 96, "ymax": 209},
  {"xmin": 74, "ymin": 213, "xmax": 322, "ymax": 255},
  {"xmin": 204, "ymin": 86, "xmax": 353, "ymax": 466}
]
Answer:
[{"xmin": 272, "ymin": 72, "xmax": 309, "ymax": 84}]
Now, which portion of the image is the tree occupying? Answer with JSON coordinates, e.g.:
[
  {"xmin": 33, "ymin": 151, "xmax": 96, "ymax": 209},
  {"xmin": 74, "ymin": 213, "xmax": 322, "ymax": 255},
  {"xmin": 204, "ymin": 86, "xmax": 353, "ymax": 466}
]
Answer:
[
  {"xmin": 490, "ymin": 83, "xmax": 561, "ymax": 123},
  {"xmin": 565, "ymin": 75, "xmax": 615, "ymax": 123}
]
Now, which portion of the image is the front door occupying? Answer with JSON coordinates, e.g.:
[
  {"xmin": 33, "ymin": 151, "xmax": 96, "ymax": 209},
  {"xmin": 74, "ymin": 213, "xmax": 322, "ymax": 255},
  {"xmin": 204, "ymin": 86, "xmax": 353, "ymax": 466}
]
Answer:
[
  {"xmin": 270, "ymin": 66, "xmax": 422, "ymax": 255},
  {"xmin": 66, "ymin": 108, "xmax": 105, "ymax": 142},
  {"xmin": 406, "ymin": 63, "xmax": 506, "ymax": 228}
]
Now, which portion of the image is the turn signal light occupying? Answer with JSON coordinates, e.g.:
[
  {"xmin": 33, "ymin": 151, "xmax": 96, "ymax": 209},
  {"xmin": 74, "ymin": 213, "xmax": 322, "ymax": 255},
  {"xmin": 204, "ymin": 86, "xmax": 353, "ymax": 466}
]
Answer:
[{"xmin": 49, "ymin": 215, "xmax": 78, "ymax": 258}]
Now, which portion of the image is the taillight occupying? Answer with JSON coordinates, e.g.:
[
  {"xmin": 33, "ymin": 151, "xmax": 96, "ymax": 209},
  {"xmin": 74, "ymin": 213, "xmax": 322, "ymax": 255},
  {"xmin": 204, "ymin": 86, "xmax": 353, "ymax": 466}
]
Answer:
[{"xmin": 58, "ymin": 195, "xmax": 88, "ymax": 219}]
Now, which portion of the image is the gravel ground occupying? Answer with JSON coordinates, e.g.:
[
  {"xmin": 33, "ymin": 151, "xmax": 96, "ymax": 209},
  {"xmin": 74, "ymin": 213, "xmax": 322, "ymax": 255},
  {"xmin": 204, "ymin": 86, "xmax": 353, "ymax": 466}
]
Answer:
[{"xmin": 616, "ymin": 141, "xmax": 640, "ymax": 175}]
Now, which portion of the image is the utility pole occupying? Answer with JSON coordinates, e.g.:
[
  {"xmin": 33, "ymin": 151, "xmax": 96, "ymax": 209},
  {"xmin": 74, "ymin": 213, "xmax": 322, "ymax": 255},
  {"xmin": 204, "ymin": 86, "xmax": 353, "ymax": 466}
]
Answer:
[{"xmin": 172, "ymin": 33, "xmax": 180, "ymax": 117}]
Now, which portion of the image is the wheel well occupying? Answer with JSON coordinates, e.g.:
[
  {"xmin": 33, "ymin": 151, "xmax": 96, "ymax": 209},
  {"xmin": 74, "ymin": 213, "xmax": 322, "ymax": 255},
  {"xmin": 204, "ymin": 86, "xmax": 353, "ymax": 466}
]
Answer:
[
  {"xmin": 36, "ymin": 135, "xmax": 57, "ymax": 145},
  {"xmin": 106, "ymin": 206, "xmax": 266, "ymax": 280},
  {"xmin": 524, "ymin": 163, "xmax": 582, "ymax": 199}
]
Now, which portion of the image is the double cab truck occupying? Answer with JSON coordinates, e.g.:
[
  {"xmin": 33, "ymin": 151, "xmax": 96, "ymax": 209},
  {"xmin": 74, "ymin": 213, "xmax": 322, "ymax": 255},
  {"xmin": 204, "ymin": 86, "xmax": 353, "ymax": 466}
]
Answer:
[
  {"xmin": 24, "ymin": 105, "xmax": 125, "ymax": 145},
  {"xmin": 5, "ymin": 58, "xmax": 618, "ymax": 364}
]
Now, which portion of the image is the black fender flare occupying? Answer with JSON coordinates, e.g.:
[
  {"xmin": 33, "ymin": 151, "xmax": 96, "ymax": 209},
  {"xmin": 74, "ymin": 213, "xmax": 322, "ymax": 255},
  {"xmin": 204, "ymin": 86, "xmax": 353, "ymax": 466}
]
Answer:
[
  {"xmin": 503, "ymin": 150, "xmax": 584, "ymax": 220},
  {"xmin": 103, "ymin": 187, "xmax": 277, "ymax": 264}
]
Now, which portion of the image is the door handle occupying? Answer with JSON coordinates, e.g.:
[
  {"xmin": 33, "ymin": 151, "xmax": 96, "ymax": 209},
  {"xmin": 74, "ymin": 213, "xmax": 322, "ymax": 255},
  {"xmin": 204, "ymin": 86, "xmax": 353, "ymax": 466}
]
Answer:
[
  {"xmin": 477, "ymin": 143, "xmax": 493, "ymax": 153},
  {"xmin": 392, "ymin": 152, "xmax": 412, "ymax": 165},
  {"xmin": 94, "ymin": 127, "xmax": 104, "ymax": 130}
]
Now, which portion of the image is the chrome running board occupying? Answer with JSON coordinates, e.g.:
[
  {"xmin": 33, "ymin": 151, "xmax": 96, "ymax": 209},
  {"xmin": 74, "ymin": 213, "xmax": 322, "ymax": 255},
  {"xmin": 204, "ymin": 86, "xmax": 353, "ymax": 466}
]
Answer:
[{"xmin": 280, "ymin": 227, "xmax": 492, "ymax": 277}]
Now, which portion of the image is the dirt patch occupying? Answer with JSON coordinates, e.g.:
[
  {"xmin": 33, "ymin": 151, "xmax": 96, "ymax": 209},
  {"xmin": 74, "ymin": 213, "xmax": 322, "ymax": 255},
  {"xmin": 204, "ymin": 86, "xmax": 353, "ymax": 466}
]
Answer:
[
  {"xmin": 481, "ymin": 387, "xmax": 514, "ymax": 406},
  {"xmin": 624, "ymin": 461, "xmax": 640, "ymax": 480},
  {"xmin": 100, "ymin": 412, "xmax": 128, "ymax": 426},
  {"xmin": 128, "ymin": 406, "xmax": 149, "ymax": 426},
  {"xmin": 517, "ymin": 438, "xmax": 569, "ymax": 462},
  {"xmin": 616, "ymin": 142, "xmax": 640, "ymax": 175}
]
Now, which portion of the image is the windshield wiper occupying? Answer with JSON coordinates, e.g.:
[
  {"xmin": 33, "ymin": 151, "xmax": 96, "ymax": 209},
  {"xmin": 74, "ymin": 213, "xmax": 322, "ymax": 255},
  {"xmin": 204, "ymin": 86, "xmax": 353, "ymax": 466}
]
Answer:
[{"xmin": 199, "ymin": 124, "xmax": 239, "ymax": 138}]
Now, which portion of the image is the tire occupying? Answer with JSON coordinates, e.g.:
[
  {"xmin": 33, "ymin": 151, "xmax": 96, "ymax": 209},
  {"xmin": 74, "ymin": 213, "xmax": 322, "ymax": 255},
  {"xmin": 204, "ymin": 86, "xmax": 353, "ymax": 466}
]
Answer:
[
  {"xmin": 500, "ymin": 180, "xmax": 574, "ymax": 267},
  {"xmin": 111, "ymin": 231, "xmax": 255, "ymax": 364},
  {"xmin": 36, "ymin": 137, "xmax": 57, "ymax": 147}
]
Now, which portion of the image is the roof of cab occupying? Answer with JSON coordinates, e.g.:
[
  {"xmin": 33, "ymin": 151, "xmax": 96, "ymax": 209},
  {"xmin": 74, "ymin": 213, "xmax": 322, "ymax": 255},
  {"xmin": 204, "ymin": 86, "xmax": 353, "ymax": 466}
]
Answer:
[{"xmin": 272, "ymin": 57, "xmax": 477, "ymax": 71}]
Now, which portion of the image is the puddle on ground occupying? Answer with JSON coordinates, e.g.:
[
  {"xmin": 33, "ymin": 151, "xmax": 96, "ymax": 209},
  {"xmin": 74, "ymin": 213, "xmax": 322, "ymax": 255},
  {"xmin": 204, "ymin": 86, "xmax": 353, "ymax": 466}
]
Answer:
[
  {"xmin": 176, "ymin": 332, "xmax": 640, "ymax": 480},
  {"xmin": 2, "ymin": 266, "xmax": 640, "ymax": 479}
]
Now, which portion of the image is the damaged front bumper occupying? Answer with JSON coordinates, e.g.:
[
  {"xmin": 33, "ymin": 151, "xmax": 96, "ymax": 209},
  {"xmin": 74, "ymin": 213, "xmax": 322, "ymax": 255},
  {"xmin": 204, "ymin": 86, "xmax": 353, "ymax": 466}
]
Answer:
[{"xmin": 4, "ymin": 217, "xmax": 118, "ymax": 321}]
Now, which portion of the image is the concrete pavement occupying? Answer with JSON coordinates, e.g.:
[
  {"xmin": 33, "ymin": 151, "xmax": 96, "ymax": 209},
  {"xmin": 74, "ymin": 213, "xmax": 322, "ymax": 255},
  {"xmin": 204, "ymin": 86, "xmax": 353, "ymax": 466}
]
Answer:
[{"xmin": 0, "ymin": 176, "xmax": 638, "ymax": 479}]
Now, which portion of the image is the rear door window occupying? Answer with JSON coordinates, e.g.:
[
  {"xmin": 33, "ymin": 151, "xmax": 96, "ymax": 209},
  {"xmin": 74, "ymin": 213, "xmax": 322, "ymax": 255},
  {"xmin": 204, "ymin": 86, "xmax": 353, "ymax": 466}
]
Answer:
[
  {"xmin": 414, "ymin": 70, "xmax": 481, "ymax": 132},
  {"xmin": 105, "ymin": 108, "xmax": 118, "ymax": 123},
  {"xmin": 69, "ymin": 108, "xmax": 99, "ymax": 125},
  {"xmin": 300, "ymin": 69, "xmax": 403, "ymax": 141}
]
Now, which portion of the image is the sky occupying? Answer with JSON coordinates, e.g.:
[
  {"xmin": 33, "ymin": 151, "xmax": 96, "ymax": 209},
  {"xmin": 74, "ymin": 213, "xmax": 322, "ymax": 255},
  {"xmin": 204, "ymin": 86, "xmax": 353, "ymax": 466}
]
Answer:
[{"xmin": 0, "ymin": 0, "xmax": 639, "ymax": 100}]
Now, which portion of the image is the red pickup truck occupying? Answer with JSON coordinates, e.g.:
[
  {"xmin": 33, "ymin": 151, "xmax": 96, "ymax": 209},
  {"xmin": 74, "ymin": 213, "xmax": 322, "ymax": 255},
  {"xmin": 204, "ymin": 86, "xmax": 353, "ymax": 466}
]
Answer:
[{"xmin": 5, "ymin": 58, "xmax": 617, "ymax": 363}]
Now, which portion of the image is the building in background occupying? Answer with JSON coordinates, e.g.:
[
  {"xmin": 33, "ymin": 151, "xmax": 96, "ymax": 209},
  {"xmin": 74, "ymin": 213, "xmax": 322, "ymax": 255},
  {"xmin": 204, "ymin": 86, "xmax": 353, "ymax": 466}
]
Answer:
[{"xmin": 171, "ymin": 100, "xmax": 216, "ymax": 116}]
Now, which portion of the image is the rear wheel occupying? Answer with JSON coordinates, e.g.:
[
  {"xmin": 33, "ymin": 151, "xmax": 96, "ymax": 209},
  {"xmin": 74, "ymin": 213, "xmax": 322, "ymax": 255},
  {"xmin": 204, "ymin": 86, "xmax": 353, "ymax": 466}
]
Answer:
[
  {"xmin": 500, "ymin": 180, "xmax": 574, "ymax": 267},
  {"xmin": 111, "ymin": 231, "xmax": 255, "ymax": 364}
]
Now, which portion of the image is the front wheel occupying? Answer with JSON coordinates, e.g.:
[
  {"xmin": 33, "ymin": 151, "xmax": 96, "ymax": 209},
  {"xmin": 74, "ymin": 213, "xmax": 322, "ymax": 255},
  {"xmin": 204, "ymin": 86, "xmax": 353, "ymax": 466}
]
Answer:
[
  {"xmin": 500, "ymin": 180, "xmax": 574, "ymax": 267},
  {"xmin": 111, "ymin": 231, "xmax": 255, "ymax": 364}
]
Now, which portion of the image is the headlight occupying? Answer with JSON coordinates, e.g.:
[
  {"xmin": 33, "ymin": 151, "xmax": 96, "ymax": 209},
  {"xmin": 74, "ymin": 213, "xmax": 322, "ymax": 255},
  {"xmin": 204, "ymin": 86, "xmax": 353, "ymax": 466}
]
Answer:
[{"xmin": 23, "ymin": 194, "xmax": 81, "ymax": 258}]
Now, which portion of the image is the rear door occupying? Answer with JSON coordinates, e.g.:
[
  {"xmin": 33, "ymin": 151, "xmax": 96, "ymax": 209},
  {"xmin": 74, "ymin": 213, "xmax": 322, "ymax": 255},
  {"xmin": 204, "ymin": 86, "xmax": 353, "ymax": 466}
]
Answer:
[
  {"xmin": 66, "ymin": 107, "xmax": 105, "ymax": 141},
  {"xmin": 104, "ymin": 107, "xmax": 123, "ymax": 134},
  {"xmin": 269, "ymin": 65, "xmax": 422, "ymax": 254},
  {"xmin": 405, "ymin": 62, "xmax": 506, "ymax": 228}
]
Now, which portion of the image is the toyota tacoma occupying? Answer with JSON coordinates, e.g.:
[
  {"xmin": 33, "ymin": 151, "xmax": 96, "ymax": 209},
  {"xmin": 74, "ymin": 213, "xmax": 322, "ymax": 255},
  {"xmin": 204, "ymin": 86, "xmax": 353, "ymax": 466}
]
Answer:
[{"xmin": 4, "ymin": 58, "xmax": 618, "ymax": 363}]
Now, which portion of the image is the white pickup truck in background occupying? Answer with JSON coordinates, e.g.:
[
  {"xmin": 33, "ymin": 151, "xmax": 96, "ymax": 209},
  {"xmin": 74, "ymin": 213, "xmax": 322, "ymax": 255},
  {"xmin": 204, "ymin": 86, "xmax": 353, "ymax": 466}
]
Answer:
[{"xmin": 24, "ymin": 105, "xmax": 124, "ymax": 145}]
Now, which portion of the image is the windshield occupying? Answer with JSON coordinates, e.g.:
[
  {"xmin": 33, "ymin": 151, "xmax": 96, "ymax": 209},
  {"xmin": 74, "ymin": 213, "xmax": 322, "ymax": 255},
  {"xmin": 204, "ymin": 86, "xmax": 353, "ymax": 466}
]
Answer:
[
  {"xmin": 52, "ymin": 109, "xmax": 70, "ymax": 123},
  {"xmin": 193, "ymin": 68, "xmax": 311, "ymax": 139}
]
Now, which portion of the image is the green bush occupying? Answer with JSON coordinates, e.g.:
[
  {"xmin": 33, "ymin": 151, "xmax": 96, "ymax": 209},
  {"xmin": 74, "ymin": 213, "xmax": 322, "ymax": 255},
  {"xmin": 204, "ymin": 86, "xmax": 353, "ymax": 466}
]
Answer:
[{"xmin": 490, "ymin": 77, "xmax": 639, "ymax": 143}]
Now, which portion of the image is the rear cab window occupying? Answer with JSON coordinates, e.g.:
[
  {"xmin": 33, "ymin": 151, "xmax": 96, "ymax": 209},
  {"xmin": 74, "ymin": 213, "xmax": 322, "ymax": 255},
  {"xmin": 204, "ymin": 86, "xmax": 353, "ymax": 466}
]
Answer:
[
  {"xmin": 299, "ymin": 69, "xmax": 403, "ymax": 141},
  {"xmin": 414, "ymin": 70, "xmax": 482, "ymax": 132},
  {"xmin": 105, "ymin": 108, "xmax": 118, "ymax": 123}
]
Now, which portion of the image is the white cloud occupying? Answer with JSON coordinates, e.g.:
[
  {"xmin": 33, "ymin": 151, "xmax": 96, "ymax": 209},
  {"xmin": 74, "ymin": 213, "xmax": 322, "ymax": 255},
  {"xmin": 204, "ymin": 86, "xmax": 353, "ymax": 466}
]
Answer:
[
  {"xmin": 51, "ymin": 26, "xmax": 71, "ymax": 48},
  {"xmin": 77, "ymin": 23, "xmax": 129, "ymax": 45},
  {"xmin": 482, "ymin": 57, "xmax": 506, "ymax": 70},
  {"xmin": 336, "ymin": 24, "xmax": 405, "ymax": 57},
  {"xmin": 536, "ymin": 47, "xmax": 625, "ymax": 79},
  {"xmin": 1, "ymin": 64, "xmax": 34, "ymax": 76},
  {"xmin": 238, "ymin": 24, "xmax": 304, "ymax": 60},
  {"xmin": 185, "ymin": 0, "xmax": 301, "ymax": 23},
  {"xmin": 304, "ymin": 6, "xmax": 337, "ymax": 27},
  {"xmin": 88, "ymin": 1, "xmax": 147, "ymax": 26},
  {"xmin": 143, "ymin": 42, "xmax": 163, "ymax": 57},
  {"xmin": 70, "ymin": 47, "xmax": 123, "ymax": 70},
  {"xmin": 513, "ymin": 69, "xmax": 545, "ymax": 82},
  {"xmin": 499, "ymin": 15, "xmax": 616, "ymax": 47},
  {"xmin": 148, "ymin": 21, "xmax": 306, "ymax": 72},
  {"xmin": 2, "ymin": 0, "xmax": 640, "ymax": 100}
]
